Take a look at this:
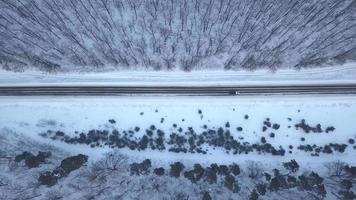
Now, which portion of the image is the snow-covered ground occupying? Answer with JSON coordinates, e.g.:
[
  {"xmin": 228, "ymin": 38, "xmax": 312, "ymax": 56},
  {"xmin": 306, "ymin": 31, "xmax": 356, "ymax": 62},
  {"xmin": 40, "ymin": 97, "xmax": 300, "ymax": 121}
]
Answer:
[
  {"xmin": 1, "ymin": 95, "xmax": 355, "ymax": 171},
  {"xmin": 1, "ymin": 63, "xmax": 356, "ymax": 86}
]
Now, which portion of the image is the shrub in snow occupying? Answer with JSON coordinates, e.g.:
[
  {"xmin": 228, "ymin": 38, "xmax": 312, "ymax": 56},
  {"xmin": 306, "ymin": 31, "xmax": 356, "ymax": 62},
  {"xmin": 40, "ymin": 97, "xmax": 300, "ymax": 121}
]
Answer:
[
  {"xmin": 15, "ymin": 151, "xmax": 51, "ymax": 168},
  {"xmin": 264, "ymin": 120, "xmax": 271, "ymax": 127},
  {"xmin": 269, "ymin": 174, "xmax": 287, "ymax": 191},
  {"xmin": 260, "ymin": 137, "xmax": 266, "ymax": 144},
  {"xmin": 338, "ymin": 190, "xmax": 356, "ymax": 200},
  {"xmin": 246, "ymin": 161, "xmax": 263, "ymax": 180},
  {"xmin": 264, "ymin": 173, "xmax": 272, "ymax": 181},
  {"xmin": 295, "ymin": 120, "xmax": 323, "ymax": 133},
  {"xmin": 202, "ymin": 191, "xmax": 212, "ymax": 200},
  {"xmin": 204, "ymin": 167, "xmax": 218, "ymax": 184},
  {"xmin": 272, "ymin": 124, "xmax": 280, "ymax": 130},
  {"xmin": 325, "ymin": 126, "xmax": 335, "ymax": 133},
  {"xmin": 134, "ymin": 127, "xmax": 140, "ymax": 132},
  {"xmin": 217, "ymin": 165, "xmax": 230, "ymax": 176},
  {"xmin": 39, "ymin": 154, "xmax": 88, "ymax": 186},
  {"xmin": 249, "ymin": 189, "xmax": 259, "ymax": 200},
  {"xmin": 38, "ymin": 171, "xmax": 58, "ymax": 187},
  {"xmin": 256, "ymin": 183, "xmax": 267, "ymax": 196},
  {"xmin": 262, "ymin": 126, "xmax": 267, "ymax": 132},
  {"xmin": 344, "ymin": 165, "xmax": 356, "ymax": 177},
  {"xmin": 225, "ymin": 122, "xmax": 230, "ymax": 128},
  {"xmin": 298, "ymin": 172, "xmax": 326, "ymax": 198},
  {"xmin": 283, "ymin": 159, "xmax": 299, "ymax": 173},
  {"xmin": 287, "ymin": 176, "xmax": 297, "ymax": 186},
  {"xmin": 224, "ymin": 175, "xmax": 240, "ymax": 193},
  {"xmin": 340, "ymin": 179, "xmax": 353, "ymax": 190},
  {"xmin": 170, "ymin": 162, "xmax": 184, "ymax": 178},
  {"xmin": 229, "ymin": 163, "xmax": 240, "ymax": 176},
  {"xmin": 130, "ymin": 159, "xmax": 151, "ymax": 176},
  {"xmin": 153, "ymin": 168, "xmax": 165, "ymax": 176},
  {"xmin": 108, "ymin": 119, "xmax": 116, "ymax": 124}
]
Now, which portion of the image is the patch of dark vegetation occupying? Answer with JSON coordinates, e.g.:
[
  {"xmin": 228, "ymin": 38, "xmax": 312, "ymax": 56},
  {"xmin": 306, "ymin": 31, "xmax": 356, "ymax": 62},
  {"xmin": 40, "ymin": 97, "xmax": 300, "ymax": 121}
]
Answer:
[
  {"xmin": 252, "ymin": 163, "xmax": 326, "ymax": 199},
  {"xmin": 244, "ymin": 115, "xmax": 249, "ymax": 120},
  {"xmin": 108, "ymin": 119, "xmax": 116, "ymax": 124},
  {"xmin": 225, "ymin": 122, "xmax": 230, "ymax": 128},
  {"xmin": 202, "ymin": 191, "xmax": 212, "ymax": 200},
  {"xmin": 283, "ymin": 159, "xmax": 299, "ymax": 173},
  {"xmin": 170, "ymin": 162, "xmax": 185, "ymax": 178},
  {"xmin": 15, "ymin": 151, "xmax": 51, "ymax": 168},
  {"xmin": 130, "ymin": 159, "xmax": 151, "ymax": 175},
  {"xmin": 153, "ymin": 167, "xmax": 165, "ymax": 176},
  {"xmin": 325, "ymin": 126, "xmax": 335, "ymax": 133},
  {"xmin": 263, "ymin": 119, "xmax": 280, "ymax": 132},
  {"xmin": 298, "ymin": 143, "xmax": 348, "ymax": 155},
  {"xmin": 272, "ymin": 124, "xmax": 280, "ymax": 130},
  {"xmin": 42, "ymin": 126, "xmax": 286, "ymax": 156},
  {"xmin": 39, "ymin": 154, "xmax": 88, "ymax": 186},
  {"xmin": 261, "ymin": 137, "xmax": 266, "ymax": 144},
  {"xmin": 295, "ymin": 120, "xmax": 335, "ymax": 134},
  {"xmin": 345, "ymin": 165, "xmax": 356, "ymax": 177}
]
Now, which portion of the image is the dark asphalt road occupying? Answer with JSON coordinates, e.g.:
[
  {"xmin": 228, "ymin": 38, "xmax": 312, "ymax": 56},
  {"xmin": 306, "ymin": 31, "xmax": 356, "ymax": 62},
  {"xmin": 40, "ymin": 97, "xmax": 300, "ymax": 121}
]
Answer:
[{"xmin": 1, "ymin": 84, "xmax": 356, "ymax": 96}]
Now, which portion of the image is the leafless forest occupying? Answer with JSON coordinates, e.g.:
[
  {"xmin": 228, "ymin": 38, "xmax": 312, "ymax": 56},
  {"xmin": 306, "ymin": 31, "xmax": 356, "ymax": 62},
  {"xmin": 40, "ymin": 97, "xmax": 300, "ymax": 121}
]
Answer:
[{"xmin": 0, "ymin": 0, "xmax": 356, "ymax": 72}]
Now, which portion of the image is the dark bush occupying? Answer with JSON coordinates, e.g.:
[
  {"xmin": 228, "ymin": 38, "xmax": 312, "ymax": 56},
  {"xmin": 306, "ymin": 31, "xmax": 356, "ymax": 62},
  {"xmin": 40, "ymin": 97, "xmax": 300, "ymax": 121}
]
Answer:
[
  {"xmin": 153, "ymin": 167, "xmax": 165, "ymax": 176},
  {"xmin": 229, "ymin": 163, "xmax": 240, "ymax": 176},
  {"xmin": 204, "ymin": 167, "xmax": 217, "ymax": 184},
  {"xmin": 325, "ymin": 126, "xmax": 335, "ymax": 133},
  {"xmin": 225, "ymin": 122, "xmax": 230, "ymax": 128},
  {"xmin": 218, "ymin": 165, "xmax": 230, "ymax": 176},
  {"xmin": 261, "ymin": 137, "xmax": 266, "ymax": 143},
  {"xmin": 170, "ymin": 162, "xmax": 185, "ymax": 178},
  {"xmin": 15, "ymin": 151, "xmax": 51, "ymax": 168},
  {"xmin": 202, "ymin": 191, "xmax": 212, "ymax": 200},
  {"xmin": 341, "ymin": 179, "xmax": 353, "ymax": 190},
  {"xmin": 38, "ymin": 171, "xmax": 58, "ymax": 187},
  {"xmin": 283, "ymin": 159, "xmax": 299, "ymax": 173},
  {"xmin": 272, "ymin": 124, "xmax": 280, "ymax": 130},
  {"xmin": 130, "ymin": 159, "xmax": 151, "ymax": 176},
  {"xmin": 256, "ymin": 183, "xmax": 267, "ymax": 195},
  {"xmin": 345, "ymin": 165, "xmax": 356, "ymax": 177},
  {"xmin": 39, "ymin": 154, "xmax": 87, "ymax": 186},
  {"xmin": 249, "ymin": 189, "xmax": 259, "ymax": 200}
]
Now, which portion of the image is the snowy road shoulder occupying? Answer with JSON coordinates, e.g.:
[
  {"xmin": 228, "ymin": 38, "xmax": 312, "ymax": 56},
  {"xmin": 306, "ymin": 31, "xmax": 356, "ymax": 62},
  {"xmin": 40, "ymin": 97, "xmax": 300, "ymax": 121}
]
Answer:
[{"xmin": 1, "ymin": 63, "xmax": 356, "ymax": 87}]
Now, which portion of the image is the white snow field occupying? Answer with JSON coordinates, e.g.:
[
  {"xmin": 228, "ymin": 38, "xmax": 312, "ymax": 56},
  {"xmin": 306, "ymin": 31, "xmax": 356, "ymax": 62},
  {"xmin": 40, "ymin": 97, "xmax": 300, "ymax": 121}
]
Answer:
[
  {"xmin": 0, "ymin": 95, "xmax": 355, "ymax": 170},
  {"xmin": 1, "ymin": 63, "xmax": 356, "ymax": 86}
]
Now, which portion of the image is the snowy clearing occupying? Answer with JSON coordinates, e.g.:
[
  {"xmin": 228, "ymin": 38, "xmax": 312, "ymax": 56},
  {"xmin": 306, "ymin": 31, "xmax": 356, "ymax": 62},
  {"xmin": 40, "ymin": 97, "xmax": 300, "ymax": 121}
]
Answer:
[{"xmin": 1, "ymin": 95, "xmax": 355, "ymax": 170}]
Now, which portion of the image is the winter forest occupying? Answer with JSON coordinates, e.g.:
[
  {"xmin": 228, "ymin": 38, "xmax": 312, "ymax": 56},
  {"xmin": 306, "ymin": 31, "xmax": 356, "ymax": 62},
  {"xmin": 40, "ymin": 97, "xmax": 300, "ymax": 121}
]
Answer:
[{"xmin": 0, "ymin": 0, "xmax": 356, "ymax": 72}]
